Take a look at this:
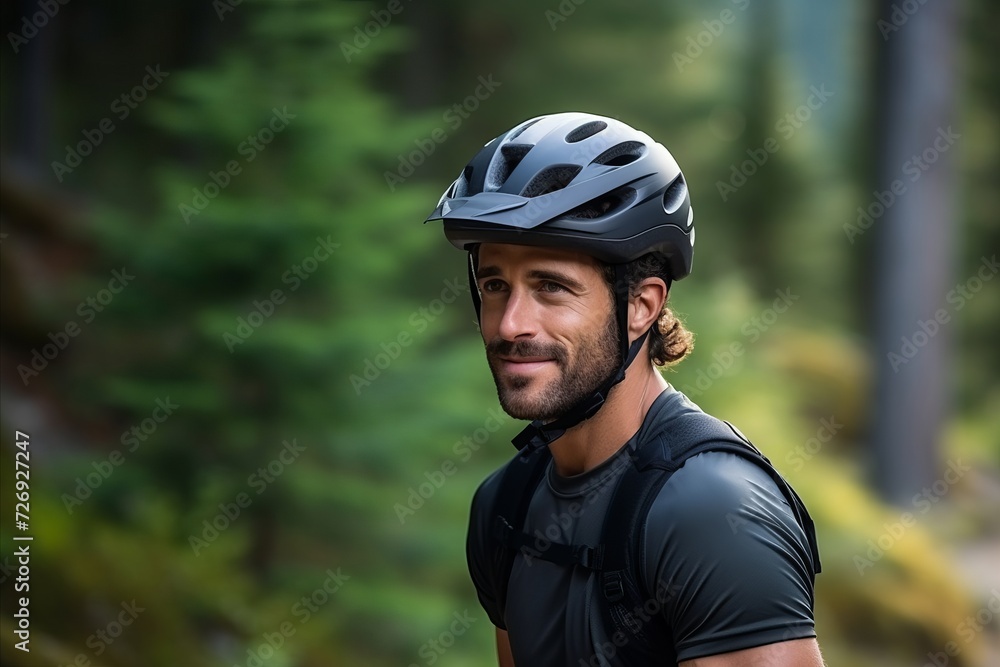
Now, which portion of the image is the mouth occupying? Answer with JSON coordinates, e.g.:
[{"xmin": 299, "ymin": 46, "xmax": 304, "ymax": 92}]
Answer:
[{"xmin": 497, "ymin": 356, "xmax": 557, "ymax": 375}]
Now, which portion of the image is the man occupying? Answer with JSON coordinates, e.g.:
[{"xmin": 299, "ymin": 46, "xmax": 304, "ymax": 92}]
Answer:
[{"xmin": 425, "ymin": 112, "xmax": 823, "ymax": 666}]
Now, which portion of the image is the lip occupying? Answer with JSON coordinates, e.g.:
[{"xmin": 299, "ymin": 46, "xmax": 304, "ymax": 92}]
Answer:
[{"xmin": 497, "ymin": 357, "xmax": 556, "ymax": 374}]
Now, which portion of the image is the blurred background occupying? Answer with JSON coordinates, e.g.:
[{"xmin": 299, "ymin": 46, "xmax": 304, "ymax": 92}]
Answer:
[{"xmin": 1, "ymin": 0, "xmax": 997, "ymax": 665}]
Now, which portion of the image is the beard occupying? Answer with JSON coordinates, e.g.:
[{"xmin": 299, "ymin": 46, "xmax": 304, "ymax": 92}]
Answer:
[{"xmin": 485, "ymin": 311, "xmax": 620, "ymax": 421}]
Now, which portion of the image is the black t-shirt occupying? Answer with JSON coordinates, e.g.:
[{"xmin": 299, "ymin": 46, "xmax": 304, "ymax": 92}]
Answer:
[{"xmin": 466, "ymin": 386, "xmax": 817, "ymax": 665}]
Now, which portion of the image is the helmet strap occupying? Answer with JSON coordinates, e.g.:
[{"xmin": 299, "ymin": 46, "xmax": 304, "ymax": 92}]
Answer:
[{"xmin": 467, "ymin": 252, "xmax": 482, "ymax": 328}]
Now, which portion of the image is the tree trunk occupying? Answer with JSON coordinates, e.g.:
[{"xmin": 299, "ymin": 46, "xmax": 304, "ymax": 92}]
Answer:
[{"xmin": 870, "ymin": 0, "xmax": 958, "ymax": 504}]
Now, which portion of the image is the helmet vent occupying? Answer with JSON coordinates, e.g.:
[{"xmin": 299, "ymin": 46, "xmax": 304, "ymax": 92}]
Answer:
[
  {"xmin": 520, "ymin": 165, "xmax": 582, "ymax": 197},
  {"xmin": 661, "ymin": 175, "xmax": 687, "ymax": 214},
  {"xmin": 565, "ymin": 120, "xmax": 608, "ymax": 143},
  {"xmin": 486, "ymin": 143, "xmax": 532, "ymax": 190},
  {"xmin": 592, "ymin": 141, "xmax": 646, "ymax": 167},
  {"xmin": 565, "ymin": 187, "xmax": 637, "ymax": 220},
  {"xmin": 453, "ymin": 165, "xmax": 473, "ymax": 198},
  {"xmin": 507, "ymin": 117, "xmax": 543, "ymax": 142}
]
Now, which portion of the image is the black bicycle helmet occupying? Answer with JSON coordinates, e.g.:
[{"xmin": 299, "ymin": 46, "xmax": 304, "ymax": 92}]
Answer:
[
  {"xmin": 426, "ymin": 111, "xmax": 694, "ymax": 278},
  {"xmin": 425, "ymin": 112, "xmax": 695, "ymax": 451}
]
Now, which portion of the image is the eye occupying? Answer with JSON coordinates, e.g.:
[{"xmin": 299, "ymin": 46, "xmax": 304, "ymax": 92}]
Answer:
[
  {"xmin": 539, "ymin": 281, "xmax": 568, "ymax": 293},
  {"xmin": 481, "ymin": 279, "xmax": 507, "ymax": 293}
]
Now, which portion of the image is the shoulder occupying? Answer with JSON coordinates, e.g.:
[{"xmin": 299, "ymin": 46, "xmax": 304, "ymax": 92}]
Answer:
[
  {"xmin": 471, "ymin": 464, "xmax": 504, "ymax": 507},
  {"xmin": 467, "ymin": 462, "xmax": 508, "ymax": 554},
  {"xmin": 468, "ymin": 458, "xmax": 514, "ymax": 526},
  {"xmin": 642, "ymin": 450, "xmax": 817, "ymax": 660},
  {"xmin": 650, "ymin": 449, "xmax": 788, "ymax": 524},
  {"xmin": 644, "ymin": 449, "xmax": 814, "ymax": 571}
]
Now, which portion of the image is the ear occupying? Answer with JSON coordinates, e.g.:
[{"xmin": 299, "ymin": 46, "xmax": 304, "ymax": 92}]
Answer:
[{"xmin": 627, "ymin": 277, "xmax": 667, "ymax": 342}]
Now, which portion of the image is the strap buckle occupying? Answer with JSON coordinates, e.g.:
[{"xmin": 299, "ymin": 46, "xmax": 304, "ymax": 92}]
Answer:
[
  {"xmin": 603, "ymin": 571, "xmax": 625, "ymax": 602},
  {"xmin": 574, "ymin": 544, "xmax": 604, "ymax": 570}
]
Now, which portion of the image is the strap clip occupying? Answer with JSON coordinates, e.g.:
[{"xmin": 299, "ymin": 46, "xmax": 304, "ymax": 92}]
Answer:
[
  {"xmin": 575, "ymin": 544, "xmax": 604, "ymax": 570},
  {"xmin": 603, "ymin": 571, "xmax": 625, "ymax": 602}
]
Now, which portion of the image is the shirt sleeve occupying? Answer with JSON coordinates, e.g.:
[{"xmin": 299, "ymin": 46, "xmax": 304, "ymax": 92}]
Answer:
[
  {"xmin": 466, "ymin": 468, "xmax": 508, "ymax": 629},
  {"xmin": 643, "ymin": 451, "xmax": 817, "ymax": 662}
]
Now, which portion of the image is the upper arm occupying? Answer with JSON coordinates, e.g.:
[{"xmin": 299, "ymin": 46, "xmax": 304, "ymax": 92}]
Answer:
[
  {"xmin": 679, "ymin": 637, "xmax": 825, "ymax": 666},
  {"xmin": 496, "ymin": 628, "xmax": 515, "ymax": 667}
]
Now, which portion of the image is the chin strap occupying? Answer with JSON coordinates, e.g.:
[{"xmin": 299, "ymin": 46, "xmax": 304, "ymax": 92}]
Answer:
[
  {"xmin": 467, "ymin": 252, "xmax": 482, "ymax": 329},
  {"xmin": 511, "ymin": 263, "xmax": 648, "ymax": 453}
]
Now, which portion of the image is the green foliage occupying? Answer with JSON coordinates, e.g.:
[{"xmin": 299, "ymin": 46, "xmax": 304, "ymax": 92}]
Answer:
[{"xmin": 1, "ymin": 1, "xmax": 997, "ymax": 666}]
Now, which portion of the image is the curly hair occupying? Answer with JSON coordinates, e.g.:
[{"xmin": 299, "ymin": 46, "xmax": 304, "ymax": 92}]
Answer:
[{"xmin": 602, "ymin": 254, "xmax": 694, "ymax": 367}]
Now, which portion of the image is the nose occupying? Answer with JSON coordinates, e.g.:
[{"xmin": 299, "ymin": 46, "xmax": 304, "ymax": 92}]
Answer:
[{"xmin": 496, "ymin": 288, "xmax": 539, "ymax": 341}]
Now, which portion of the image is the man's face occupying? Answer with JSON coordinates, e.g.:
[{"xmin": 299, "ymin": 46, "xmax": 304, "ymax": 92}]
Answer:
[{"xmin": 476, "ymin": 243, "xmax": 619, "ymax": 421}]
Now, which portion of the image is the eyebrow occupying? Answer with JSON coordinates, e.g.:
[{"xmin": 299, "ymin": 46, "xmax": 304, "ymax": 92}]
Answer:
[
  {"xmin": 475, "ymin": 265, "xmax": 587, "ymax": 293},
  {"xmin": 475, "ymin": 265, "xmax": 502, "ymax": 280}
]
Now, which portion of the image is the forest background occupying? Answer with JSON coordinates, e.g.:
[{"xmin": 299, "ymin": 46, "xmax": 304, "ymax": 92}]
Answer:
[{"xmin": 1, "ymin": 1, "xmax": 998, "ymax": 666}]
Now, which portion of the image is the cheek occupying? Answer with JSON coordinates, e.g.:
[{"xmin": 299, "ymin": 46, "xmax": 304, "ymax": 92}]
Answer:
[
  {"xmin": 575, "ymin": 296, "xmax": 613, "ymax": 330},
  {"xmin": 478, "ymin": 303, "xmax": 504, "ymax": 338},
  {"xmin": 555, "ymin": 307, "xmax": 609, "ymax": 349}
]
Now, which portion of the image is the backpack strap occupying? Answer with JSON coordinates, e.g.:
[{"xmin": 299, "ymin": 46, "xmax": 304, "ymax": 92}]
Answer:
[
  {"xmin": 490, "ymin": 445, "xmax": 553, "ymax": 621},
  {"xmin": 598, "ymin": 412, "xmax": 822, "ymax": 661}
]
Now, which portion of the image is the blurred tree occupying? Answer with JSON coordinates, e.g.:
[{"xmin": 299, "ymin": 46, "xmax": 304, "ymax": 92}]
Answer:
[
  {"xmin": 1, "ymin": 1, "xmax": 996, "ymax": 666},
  {"xmin": 869, "ymin": 0, "xmax": 957, "ymax": 504},
  {"xmin": 2, "ymin": 0, "xmax": 468, "ymax": 664}
]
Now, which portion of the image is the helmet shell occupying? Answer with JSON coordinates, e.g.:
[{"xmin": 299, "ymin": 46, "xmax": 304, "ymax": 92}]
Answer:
[{"xmin": 425, "ymin": 112, "xmax": 695, "ymax": 280}]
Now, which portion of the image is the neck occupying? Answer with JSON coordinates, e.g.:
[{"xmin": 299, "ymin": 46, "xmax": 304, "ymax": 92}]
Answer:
[{"xmin": 546, "ymin": 363, "xmax": 668, "ymax": 476}]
